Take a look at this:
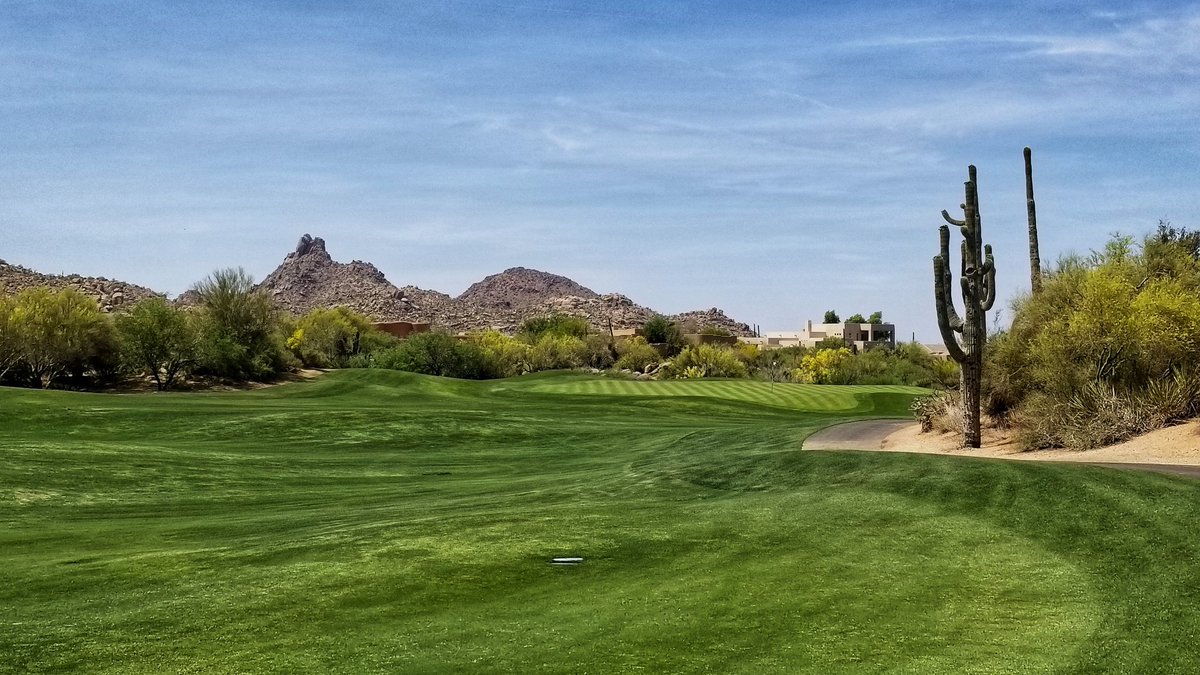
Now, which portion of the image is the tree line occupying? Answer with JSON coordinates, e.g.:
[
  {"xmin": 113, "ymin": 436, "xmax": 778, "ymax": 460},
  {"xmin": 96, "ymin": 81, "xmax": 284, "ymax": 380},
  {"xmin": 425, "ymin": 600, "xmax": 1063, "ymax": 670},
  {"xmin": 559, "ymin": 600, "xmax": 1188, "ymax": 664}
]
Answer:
[{"xmin": 0, "ymin": 267, "xmax": 952, "ymax": 390}]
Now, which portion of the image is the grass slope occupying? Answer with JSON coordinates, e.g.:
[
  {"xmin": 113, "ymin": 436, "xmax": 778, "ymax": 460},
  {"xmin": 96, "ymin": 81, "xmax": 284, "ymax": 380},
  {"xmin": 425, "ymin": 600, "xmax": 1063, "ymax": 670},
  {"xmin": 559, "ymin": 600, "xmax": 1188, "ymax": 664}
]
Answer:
[{"xmin": 1, "ymin": 370, "xmax": 1198, "ymax": 672}]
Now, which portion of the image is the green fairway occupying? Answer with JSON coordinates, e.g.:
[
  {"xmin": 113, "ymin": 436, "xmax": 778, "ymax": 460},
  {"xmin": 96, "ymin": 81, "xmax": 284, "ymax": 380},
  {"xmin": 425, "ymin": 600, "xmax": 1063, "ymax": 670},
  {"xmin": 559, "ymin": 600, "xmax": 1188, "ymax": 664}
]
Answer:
[{"xmin": 2, "ymin": 370, "xmax": 1199, "ymax": 672}]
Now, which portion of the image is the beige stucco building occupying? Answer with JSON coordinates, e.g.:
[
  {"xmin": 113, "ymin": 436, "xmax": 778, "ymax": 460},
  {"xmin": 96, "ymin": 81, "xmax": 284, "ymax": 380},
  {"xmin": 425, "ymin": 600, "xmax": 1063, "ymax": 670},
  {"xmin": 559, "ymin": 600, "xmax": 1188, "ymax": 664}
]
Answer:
[{"xmin": 742, "ymin": 320, "xmax": 896, "ymax": 351}]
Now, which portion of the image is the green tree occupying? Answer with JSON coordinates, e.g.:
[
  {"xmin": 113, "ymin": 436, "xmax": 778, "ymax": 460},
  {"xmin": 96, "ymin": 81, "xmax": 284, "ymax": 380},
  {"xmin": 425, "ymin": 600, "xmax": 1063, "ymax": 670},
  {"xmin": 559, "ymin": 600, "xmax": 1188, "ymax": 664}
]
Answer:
[
  {"xmin": 847, "ymin": 313, "xmax": 866, "ymax": 323},
  {"xmin": 527, "ymin": 334, "xmax": 587, "ymax": 371},
  {"xmin": 469, "ymin": 330, "xmax": 530, "ymax": 378},
  {"xmin": 642, "ymin": 315, "xmax": 683, "ymax": 355},
  {"xmin": 117, "ymin": 297, "xmax": 197, "ymax": 390},
  {"xmin": 989, "ymin": 229, "xmax": 1200, "ymax": 448},
  {"xmin": 0, "ymin": 293, "xmax": 19, "ymax": 380},
  {"xmin": 868, "ymin": 311, "xmax": 883, "ymax": 324},
  {"xmin": 10, "ymin": 287, "xmax": 115, "ymax": 388},
  {"xmin": 823, "ymin": 310, "xmax": 840, "ymax": 323},
  {"xmin": 191, "ymin": 268, "xmax": 287, "ymax": 379}
]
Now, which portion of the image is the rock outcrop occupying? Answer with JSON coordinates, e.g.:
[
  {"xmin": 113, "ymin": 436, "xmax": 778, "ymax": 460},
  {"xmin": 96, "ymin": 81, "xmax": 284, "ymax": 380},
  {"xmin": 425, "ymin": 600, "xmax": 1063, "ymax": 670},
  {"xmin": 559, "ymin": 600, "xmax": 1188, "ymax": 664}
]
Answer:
[
  {"xmin": 257, "ymin": 234, "xmax": 424, "ymax": 321},
  {"xmin": 457, "ymin": 267, "xmax": 600, "ymax": 311},
  {"xmin": 672, "ymin": 308, "xmax": 755, "ymax": 337},
  {"xmin": 0, "ymin": 259, "xmax": 160, "ymax": 312}
]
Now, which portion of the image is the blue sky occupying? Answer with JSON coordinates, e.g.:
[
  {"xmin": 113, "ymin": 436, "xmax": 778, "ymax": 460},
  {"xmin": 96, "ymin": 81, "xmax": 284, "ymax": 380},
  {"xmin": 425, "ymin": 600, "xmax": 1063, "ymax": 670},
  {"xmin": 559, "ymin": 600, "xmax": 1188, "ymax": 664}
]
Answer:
[{"xmin": 2, "ymin": 1, "xmax": 1198, "ymax": 340}]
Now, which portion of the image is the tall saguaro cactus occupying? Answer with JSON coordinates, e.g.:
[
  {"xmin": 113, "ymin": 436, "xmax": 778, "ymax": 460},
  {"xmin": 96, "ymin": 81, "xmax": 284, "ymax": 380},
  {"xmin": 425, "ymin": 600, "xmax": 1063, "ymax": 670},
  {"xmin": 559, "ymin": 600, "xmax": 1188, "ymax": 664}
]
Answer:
[
  {"xmin": 1025, "ymin": 147, "xmax": 1042, "ymax": 294},
  {"xmin": 934, "ymin": 165, "xmax": 996, "ymax": 448}
]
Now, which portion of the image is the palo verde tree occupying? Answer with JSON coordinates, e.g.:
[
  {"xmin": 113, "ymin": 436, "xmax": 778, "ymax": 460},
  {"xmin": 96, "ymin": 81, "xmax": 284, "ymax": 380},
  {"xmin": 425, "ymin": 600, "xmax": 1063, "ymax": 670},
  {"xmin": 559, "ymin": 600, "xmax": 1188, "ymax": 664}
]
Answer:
[
  {"xmin": 934, "ymin": 165, "xmax": 996, "ymax": 448},
  {"xmin": 116, "ymin": 296, "xmax": 197, "ymax": 390}
]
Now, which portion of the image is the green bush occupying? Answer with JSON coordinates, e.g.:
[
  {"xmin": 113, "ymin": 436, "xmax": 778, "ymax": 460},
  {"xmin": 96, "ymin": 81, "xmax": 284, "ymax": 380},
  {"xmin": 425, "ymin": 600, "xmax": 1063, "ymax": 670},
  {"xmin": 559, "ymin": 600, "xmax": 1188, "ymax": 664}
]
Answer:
[
  {"xmin": 519, "ymin": 314, "xmax": 589, "ymax": 341},
  {"xmin": 370, "ymin": 332, "xmax": 495, "ymax": 379},
  {"xmin": 614, "ymin": 336, "xmax": 660, "ymax": 373},
  {"xmin": 527, "ymin": 334, "xmax": 587, "ymax": 372},
  {"xmin": 469, "ymin": 330, "xmax": 530, "ymax": 378},
  {"xmin": 642, "ymin": 315, "xmax": 678, "ymax": 343},
  {"xmin": 665, "ymin": 344, "xmax": 747, "ymax": 379},
  {"xmin": 288, "ymin": 307, "xmax": 395, "ymax": 368},
  {"xmin": 991, "ymin": 227, "xmax": 1200, "ymax": 448},
  {"xmin": 581, "ymin": 334, "xmax": 617, "ymax": 370}
]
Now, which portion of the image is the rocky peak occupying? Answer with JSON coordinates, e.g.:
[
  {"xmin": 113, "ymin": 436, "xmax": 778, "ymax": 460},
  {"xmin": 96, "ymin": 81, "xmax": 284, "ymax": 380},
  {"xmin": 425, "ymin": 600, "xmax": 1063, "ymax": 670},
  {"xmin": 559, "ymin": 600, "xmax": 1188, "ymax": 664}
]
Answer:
[
  {"xmin": 289, "ymin": 234, "xmax": 331, "ymax": 261},
  {"xmin": 258, "ymin": 234, "xmax": 418, "ymax": 321}
]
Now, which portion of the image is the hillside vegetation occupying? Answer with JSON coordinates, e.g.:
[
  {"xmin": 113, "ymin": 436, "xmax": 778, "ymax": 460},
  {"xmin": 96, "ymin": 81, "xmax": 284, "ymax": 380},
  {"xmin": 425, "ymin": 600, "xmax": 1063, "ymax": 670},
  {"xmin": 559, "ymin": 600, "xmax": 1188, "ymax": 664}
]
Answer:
[
  {"xmin": 4, "ymin": 371, "xmax": 1200, "ymax": 671},
  {"xmin": 988, "ymin": 224, "xmax": 1200, "ymax": 448}
]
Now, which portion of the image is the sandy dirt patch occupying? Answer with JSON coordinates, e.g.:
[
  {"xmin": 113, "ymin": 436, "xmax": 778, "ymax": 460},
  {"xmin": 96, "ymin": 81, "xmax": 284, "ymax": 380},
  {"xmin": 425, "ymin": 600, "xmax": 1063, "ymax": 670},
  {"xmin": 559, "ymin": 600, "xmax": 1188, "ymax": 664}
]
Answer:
[{"xmin": 879, "ymin": 420, "xmax": 1200, "ymax": 467}]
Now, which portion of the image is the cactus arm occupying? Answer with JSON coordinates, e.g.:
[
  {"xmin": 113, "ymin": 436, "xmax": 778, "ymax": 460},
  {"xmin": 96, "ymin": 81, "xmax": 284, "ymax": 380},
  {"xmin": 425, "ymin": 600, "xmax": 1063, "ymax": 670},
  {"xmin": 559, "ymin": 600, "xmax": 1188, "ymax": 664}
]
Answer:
[
  {"xmin": 937, "ymin": 225, "xmax": 964, "ymax": 329},
  {"xmin": 941, "ymin": 210, "xmax": 966, "ymax": 227},
  {"xmin": 933, "ymin": 256, "xmax": 968, "ymax": 363},
  {"xmin": 981, "ymin": 245, "xmax": 997, "ymax": 311}
]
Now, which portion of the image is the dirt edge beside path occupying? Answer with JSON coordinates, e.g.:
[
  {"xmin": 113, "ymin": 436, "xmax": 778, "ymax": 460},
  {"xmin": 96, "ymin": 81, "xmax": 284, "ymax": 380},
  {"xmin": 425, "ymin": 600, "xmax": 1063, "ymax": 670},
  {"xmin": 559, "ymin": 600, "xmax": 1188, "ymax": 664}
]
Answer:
[{"xmin": 804, "ymin": 419, "xmax": 1200, "ymax": 475}]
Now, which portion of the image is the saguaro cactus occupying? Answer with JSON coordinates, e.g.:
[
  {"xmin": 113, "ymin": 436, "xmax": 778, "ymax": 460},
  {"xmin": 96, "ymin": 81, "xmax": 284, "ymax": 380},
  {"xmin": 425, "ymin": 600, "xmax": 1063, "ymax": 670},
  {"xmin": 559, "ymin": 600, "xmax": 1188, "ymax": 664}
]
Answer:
[
  {"xmin": 1024, "ymin": 147, "xmax": 1043, "ymax": 295},
  {"xmin": 934, "ymin": 165, "xmax": 996, "ymax": 448}
]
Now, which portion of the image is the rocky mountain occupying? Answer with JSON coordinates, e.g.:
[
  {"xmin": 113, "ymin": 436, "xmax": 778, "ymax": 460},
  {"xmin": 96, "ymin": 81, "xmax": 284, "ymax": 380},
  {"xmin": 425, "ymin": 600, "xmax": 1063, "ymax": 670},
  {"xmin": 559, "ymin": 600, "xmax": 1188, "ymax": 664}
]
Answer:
[
  {"xmin": 458, "ymin": 267, "xmax": 600, "ymax": 310},
  {"xmin": 3, "ymin": 234, "xmax": 755, "ymax": 336},
  {"xmin": 0, "ymin": 258, "xmax": 160, "ymax": 311},
  {"xmin": 257, "ymin": 235, "xmax": 424, "ymax": 321},
  {"xmin": 254, "ymin": 235, "xmax": 754, "ymax": 335}
]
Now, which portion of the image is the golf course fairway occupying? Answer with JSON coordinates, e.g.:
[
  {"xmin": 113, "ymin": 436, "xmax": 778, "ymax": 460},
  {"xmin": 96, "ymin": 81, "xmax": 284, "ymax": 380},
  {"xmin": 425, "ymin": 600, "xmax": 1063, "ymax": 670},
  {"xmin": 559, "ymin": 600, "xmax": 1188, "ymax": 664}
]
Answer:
[{"xmin": 3, "ymin": 370, "xmax": 1199, "ymax": 672}]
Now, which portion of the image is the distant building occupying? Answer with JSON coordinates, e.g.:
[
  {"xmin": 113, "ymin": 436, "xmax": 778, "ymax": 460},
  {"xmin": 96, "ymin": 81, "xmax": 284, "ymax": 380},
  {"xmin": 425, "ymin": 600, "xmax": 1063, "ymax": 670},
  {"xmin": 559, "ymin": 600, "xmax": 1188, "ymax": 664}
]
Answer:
[
  {"xmin": 742, "ymin": 319, "xmax": 896, "ymax": 351},
  {"xmin": 919, "ymin": 343, "xmax": 953, "ymax": 360},
  {"xmin": 373, "ymin": 321, "xmax": 431, "ymax": 339}
]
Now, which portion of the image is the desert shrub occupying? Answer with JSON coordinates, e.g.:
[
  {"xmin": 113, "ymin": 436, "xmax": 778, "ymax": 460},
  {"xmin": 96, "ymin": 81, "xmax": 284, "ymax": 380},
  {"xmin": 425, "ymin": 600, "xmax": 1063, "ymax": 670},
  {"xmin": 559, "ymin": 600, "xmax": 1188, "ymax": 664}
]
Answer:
[
  {"xmin": 1016, "ymin": 369, "xmax": 1200, "ymax": 450},
  {"xmin": 469, "ymin": 330, "xmax": 531, "ymax": 378},
  {"xmin": 831, "ymin": 342, "xmax": 954, "ymax": 388},
  {"xmin": 793, "ymin": 347, "xmax": 851, "ymax": 384},
  {"xmin": 117, "ymin": 296, "xmax": 197, "ymax": 390},
  {"xmin": 527, "ymin": 334, "xmax": 587, "ymax": 371},
  {"xmin": 288, "ymin": 307, "xmax": 394, "ymax": 368},
  {"xmin": 519, "ymin": 313, "xmax": 589, "ymax": 341},
  {"xmin": 991, "ymin": 228, "xmax": 1200, "ymax": 448},
  {"xmin": 743, "ymin": 346, "xmax": 809, "ymax": 379},
  {"xmin": 731, "ymin": 342, "xmax": 758, "ymax": 362},
  {"xmin": 911, "ymin": 391, "xmax": 962, "ymax": 434},
  {"xmin": 699, "ymin": 325, "xmax": 732, "ymax": 337},
  {"xmin": 370, "ymin": 331, "xmax": 495, "ymax": 379},
  {"xmin": 665, "ymin": 344, "xmax": 747, "ymax": 379},
  {"xmin": 614, "ymin": 336, "xmax": 660, "ymax": 373},
  {"xmin": 581, "ymin": 334, "xmax": 617, "ymax": 370}
]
